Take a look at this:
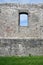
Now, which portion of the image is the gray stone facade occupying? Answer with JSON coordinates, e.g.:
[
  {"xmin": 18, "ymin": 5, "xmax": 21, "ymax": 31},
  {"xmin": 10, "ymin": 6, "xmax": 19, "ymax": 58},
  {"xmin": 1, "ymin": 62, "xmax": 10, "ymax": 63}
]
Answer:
[
  {"xmin": 0, "ymin": 39, "xmax": 43, "ymax": 56},
  {"xmin": 0, "ymin": 3, "xmax": 43, "ymax": 56}
]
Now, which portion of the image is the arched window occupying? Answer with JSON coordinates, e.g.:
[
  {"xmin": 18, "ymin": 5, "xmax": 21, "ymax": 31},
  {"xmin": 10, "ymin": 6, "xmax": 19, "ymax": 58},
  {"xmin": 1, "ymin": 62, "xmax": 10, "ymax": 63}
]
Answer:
[{"xmin": 19, "ymin": 12, "xmax": 28, "ymax": 26}]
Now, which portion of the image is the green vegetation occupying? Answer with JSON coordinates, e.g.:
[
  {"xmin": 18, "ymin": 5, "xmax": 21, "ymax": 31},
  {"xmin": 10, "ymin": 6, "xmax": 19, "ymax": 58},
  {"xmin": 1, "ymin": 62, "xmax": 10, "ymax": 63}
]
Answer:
[{"xmin": 0, "ymin": 56, "xmax": 43, "ymax": 65}]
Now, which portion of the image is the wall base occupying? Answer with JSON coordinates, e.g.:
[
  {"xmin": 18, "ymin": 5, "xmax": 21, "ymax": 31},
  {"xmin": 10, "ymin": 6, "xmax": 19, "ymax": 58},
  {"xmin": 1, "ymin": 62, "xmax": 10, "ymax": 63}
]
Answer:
[{"xmin": 0, "ymin": 39, "xmax": 43, "ymax": 56}]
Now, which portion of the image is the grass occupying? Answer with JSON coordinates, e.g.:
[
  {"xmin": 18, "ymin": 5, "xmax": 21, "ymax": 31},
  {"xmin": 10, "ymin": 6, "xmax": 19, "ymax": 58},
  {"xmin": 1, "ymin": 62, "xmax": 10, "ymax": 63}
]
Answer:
[{"xmin": 0, "ymin": 56, "xmax": 43, "ymax": 65}]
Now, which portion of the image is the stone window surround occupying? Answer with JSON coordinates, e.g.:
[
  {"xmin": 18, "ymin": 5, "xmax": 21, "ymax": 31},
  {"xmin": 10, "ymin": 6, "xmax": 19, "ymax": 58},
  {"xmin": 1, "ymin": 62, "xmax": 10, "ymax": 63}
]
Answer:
[{"xmin": 18, "ymin": 9, "xmax": 29, "ymax": 27}]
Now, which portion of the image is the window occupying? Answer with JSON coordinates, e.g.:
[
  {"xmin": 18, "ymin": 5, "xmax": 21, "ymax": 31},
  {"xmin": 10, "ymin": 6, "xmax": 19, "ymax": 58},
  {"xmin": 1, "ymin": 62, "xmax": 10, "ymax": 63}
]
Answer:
[{"xmin": 19, "ymin": 13, "xmax": 28, "ymax": 26}]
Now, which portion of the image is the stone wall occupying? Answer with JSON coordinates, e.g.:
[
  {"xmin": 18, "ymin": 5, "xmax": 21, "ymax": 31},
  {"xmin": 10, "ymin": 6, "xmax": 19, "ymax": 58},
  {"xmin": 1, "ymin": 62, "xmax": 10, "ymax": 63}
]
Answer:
[
  {"xmin": 0, "ymin": 39, "xmax": 43, "ymax": 56},
  {"xmin": 0, "ymin": 3, "xmax": 43, "ymax": 56},
  {"xmin": 0, "ymin": 3, "xmax": 43, "ymax": 38}
]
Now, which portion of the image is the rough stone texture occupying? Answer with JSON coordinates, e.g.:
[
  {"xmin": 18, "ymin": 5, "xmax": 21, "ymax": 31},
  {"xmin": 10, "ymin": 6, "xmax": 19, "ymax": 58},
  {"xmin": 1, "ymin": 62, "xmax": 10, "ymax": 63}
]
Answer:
[
  {"xmin": 0, "ymin": 3, "xmax": 43, "ymax": 56},
  {"xmin": 0, "ymin": 39, "xmax": 43, "ymax": 56}
]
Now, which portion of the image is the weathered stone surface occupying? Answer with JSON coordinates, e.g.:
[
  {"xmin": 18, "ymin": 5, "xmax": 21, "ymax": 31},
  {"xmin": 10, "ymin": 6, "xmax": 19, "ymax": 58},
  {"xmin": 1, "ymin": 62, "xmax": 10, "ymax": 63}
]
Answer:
[
  {"xmin": 0, "ymin": 39, "xmax": 43, "ymax": 56},
  {"xmin": 0, "ymin": 3, "xmax": 43, "ymax": 38},
  {"xmin": 0, "ymin": 3, "xmax": 43, "ymax": 56}
]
